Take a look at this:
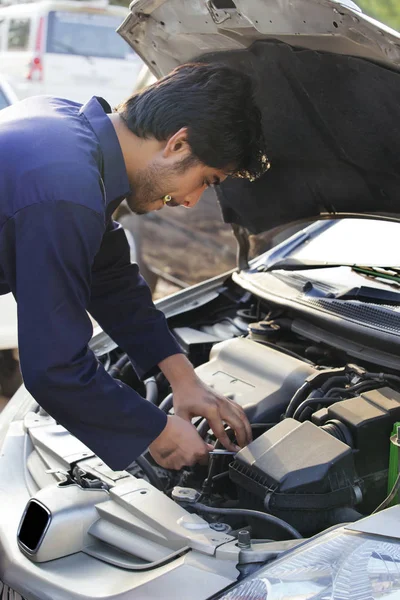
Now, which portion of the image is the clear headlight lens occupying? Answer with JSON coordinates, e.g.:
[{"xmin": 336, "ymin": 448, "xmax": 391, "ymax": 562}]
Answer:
[{"xmin": 216, "ymin": 528, "xmax": 400, "ymax": 599}]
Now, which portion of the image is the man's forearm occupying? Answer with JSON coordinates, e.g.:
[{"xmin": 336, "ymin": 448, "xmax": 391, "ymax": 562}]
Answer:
[{"xmin": 158, "ymin": 353, "xmax": 197, "ymax": 387}]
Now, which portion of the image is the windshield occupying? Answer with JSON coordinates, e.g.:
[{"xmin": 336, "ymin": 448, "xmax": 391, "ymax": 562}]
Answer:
[
  {"xmin": 291, "ymin": 219, "xmax": 400, "ymax": 266},
  {"xmin": 46, "ymin": 11, "xmax": 134, "ymax": 60}
]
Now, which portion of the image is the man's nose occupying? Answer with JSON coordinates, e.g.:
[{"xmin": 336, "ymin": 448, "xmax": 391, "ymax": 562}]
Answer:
[{"xmin": 183, "ymin": 185, "xmax": 207, "ymax": 208}]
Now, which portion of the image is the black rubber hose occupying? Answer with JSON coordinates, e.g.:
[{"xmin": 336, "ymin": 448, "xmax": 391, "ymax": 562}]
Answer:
[
  {"xmin": 192, "ymin": 503, "xmax": 302, "ymax": 539},
  {"xmin": 159, "ymin": 393, "xmax": 173, "ymax": 413},
  {"xmin": 285, "ymin": 381, "xmax": 312, "ymax": 418},
  {"xmin": 212, "ymin": 471, "xmax": 230, "ymax": 482},
  {"xmin": 197, "ymin": 418, "xmax": 210, "ymax": 438},
  {"xmin": 364, "ymin": 372, "xmax": 400, "ymax": 387},
  {"xmin": 293, "ymin": 384, "xmax": 381, "ymax": 421},
  {"xmin": 325, "ymin": 382, "xmax": 380, "ymax": 398},
  {"xmin": 320, "ymin": 376, "xmax": 349, "ymax": 393},
  {"xmin": 293, "ymin": 397, "xmax": 334, "ymax": 421},
  {"xmin": 291, "ymin": 380, "xmax": 374, "ymax": 421},
  {"xmin": 285, "ymin": 369, "xmax": 348, "ymax": 418},
  {"xmin": 120, "ymin": 361, "xmax": 134, "ymax": 380},
  {"xmin": 383, "ymin": 374, "xmax": 400, "ymax": 386},
  {"xmin": 108, "ymin": 354, "xmax": 130, "ymax": 378},
  {"xmin": 144, "ymin": 377, "xmax": 159, "ymax": 405},
  {"xmin": 292, "ymin": 377, "xmax": 349, "ymax": 420},
  {"xmin": 134, "ymin": 455, "xmax": 165, "ymax": 491}
]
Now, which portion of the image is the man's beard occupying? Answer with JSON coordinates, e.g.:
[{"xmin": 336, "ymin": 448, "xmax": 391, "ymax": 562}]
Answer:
[
  {"xmin": 126, "ymin": 155, "xmax": 199, "ymax": 215},
  {"xmin": 126, "ymin": 163, "xmax": 167, "ymax": 215}
]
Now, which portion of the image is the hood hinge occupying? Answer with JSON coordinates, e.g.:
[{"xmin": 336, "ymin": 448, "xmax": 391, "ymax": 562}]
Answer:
[{"xmin": 231, "ymin": 223, "xmax": 250, "ymax": 271}]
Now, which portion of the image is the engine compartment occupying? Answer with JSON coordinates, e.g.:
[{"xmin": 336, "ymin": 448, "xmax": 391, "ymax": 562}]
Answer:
[
  {"xmin": 14, "ymin": 279, "xmax": 400, "ymax": 586},
  {"xmin": 92, "ymin": 283, "xmax": 400, "ymax": 542}
]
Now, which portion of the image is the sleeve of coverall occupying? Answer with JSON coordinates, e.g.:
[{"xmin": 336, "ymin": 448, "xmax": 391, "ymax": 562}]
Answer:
[
  {"xmin": 88, "ymin": 219, "xmax": 183, "ymax": 379},
  {"xmin": 0, "ymin": 200, "xmax": 169, "ymax": 471}
]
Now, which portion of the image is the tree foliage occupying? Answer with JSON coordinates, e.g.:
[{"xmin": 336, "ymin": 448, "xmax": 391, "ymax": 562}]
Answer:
[
  {"xmin": 110, "ymin": 0, "xmax": 130, "ymax": 6},
  {"xmin": 357, "ymin": 0, "xmax": 400, "ymax": 31}
]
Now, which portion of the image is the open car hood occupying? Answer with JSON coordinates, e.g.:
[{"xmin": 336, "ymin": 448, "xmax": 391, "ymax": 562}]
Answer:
[{"xmin": 118, "ymin": 0, "xmax": 400, "ymax": 234}]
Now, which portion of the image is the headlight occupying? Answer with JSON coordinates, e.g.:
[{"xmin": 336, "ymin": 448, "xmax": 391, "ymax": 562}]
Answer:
[{"xmin": 215, "ymin": 527, "xmax": 400, "ymax": 599}]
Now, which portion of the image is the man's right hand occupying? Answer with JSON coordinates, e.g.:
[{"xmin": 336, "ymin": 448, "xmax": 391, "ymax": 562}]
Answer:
[{"xmin": 149, "ymin": 415, "xmax": 211, "ymax": 470}]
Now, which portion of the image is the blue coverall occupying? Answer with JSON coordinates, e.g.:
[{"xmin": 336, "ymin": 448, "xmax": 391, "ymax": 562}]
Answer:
[{"xmin": 0, "ymin": 95, "xmax": 182, "ymax": 470}]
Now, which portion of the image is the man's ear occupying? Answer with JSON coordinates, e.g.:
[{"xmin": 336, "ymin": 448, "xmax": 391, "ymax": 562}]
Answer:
[{"xmin": 163, "ymin": 127, "xmax": 191, "ymax": 158}]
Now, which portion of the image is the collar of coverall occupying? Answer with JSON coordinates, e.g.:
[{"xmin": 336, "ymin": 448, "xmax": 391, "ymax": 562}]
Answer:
[{"xmin": 80, "ymin": 96, "xmax": 131, "ymax": 206}]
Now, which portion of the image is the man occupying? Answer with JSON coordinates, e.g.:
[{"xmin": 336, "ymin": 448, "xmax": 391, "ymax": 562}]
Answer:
[{"xmin": 0, "ymin": 63, "xmax": 266, "ymax": 472}]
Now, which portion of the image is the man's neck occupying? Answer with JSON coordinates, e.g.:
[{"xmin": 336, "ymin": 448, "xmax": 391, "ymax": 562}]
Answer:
[{"xmin": 107, "ymin": 113, "xmax": 162, "ymax": 185}]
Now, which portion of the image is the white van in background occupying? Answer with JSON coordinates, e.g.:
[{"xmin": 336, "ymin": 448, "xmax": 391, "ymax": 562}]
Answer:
[{"xmin": 0, "ymin": 0, "xmax": 143, "ymax": 107}]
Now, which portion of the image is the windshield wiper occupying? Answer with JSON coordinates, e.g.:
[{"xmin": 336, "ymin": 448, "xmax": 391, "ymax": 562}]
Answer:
[
  {"xmin": 335, "ymin": 285, "xmax": 400, "ymax": 304},
  {"xmin": 263, "ymin": 258, "xmax": 400, "ymax": 276},
  {"xmin": 262, "ymin": 259, "xmax": 400, "ymax": 304}
]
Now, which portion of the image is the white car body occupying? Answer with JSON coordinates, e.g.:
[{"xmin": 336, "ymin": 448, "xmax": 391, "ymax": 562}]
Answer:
[
  {"xmin": 0, "ymin": 0, "xmax": 144, "ymax": 107},
  {"xmin": 1, "ymin": 1, "xmax": 400, "ymax": 598}
]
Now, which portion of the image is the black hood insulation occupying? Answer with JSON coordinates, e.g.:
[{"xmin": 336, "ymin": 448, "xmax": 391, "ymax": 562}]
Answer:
[{"xmin": 205, "ymin": 41, "xmax": 400, "ymax": 234}]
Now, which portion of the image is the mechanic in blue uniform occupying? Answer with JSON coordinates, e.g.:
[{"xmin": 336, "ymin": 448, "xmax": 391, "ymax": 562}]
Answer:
[{"xmin": 0, "ymin": 63, "xmax": 267, "ymax": 471}]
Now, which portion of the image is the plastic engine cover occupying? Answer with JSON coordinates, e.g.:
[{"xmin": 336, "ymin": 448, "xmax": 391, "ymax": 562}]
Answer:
[
  {"xmin": 231, "ymin": 419, "xmax": 354, "ymax": 494},
  {"xmin": 195, "ymin": 338, "xmax": 317, "ymax": 423},
  {"xmin": 229, "ymin": 419, "xmax": 356, "ymax": 535}
]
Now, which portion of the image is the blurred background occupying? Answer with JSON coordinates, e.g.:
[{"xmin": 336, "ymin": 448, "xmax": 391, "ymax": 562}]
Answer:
[
  {"xmin": 0, "ymin": 0, "xmax": 398, "ymax": 404},
  {"xmin": 0, "ymin": 0, "xmax": 398, "ymax": 300}
]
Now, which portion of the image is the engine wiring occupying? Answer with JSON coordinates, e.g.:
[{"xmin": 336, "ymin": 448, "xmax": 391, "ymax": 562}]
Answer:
[
  {"xmin": 104, "ymin": 310, "xmax": 400, "ymax": 541},
  {"xmin": 287, "ymin": 367, "xmax": 400, "ymax": 422},
  {"xmin": 292, "ymin": 382, "xmax": 385, "ymax": 421},
  {"xmin": 158, "ymin": 392, "xmax": 173, "ymax": 413},
  {"xmin": 144, "ymin": 377, "xmax": 159, "ymax": 405},
  {"xmin": 192, "ymin": 503, "xmax": 302, "ymax": 540},
  {"xmin": 133, "ymin": 455, "xmax": 165, "ymax": 491}
]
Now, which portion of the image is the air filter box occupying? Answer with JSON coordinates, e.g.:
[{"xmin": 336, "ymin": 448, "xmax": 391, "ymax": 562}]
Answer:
[
  {"xmin": 326, "ymin": 387, "xmax": 400, "ymax": 477},
  {"xmin": 230, "ymin": 419, "xmax": 356, "ymax": 534}
]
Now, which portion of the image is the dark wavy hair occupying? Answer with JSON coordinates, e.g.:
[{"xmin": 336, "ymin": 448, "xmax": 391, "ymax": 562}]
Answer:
[{"xmin": 117, "ymin": 63, "xmax": 268, "ymax": 181}]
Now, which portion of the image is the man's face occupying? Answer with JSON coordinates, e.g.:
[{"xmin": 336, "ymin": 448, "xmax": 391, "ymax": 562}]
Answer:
[
  {"xmin": 125, "ymin": 128, "xmax": 230, "ymax": 215},
  {"xmin": 126, "ymin": 159, "xmax": 228, "ymax": 215}
]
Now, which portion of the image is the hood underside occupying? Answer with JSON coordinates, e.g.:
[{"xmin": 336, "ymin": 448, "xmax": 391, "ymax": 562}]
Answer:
[{"xmin": 119, "ymin": 0, "xmax": 400, "ymax": 234}]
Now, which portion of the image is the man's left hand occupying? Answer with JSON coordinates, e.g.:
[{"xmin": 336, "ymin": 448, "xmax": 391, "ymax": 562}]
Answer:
[
  {"xmin": 159, "ymin": 352, "xmax": 252, "ymax": 452},
  {"xmin": 171, "ymin": 375, "xmax": 253, "ymax": 452}
]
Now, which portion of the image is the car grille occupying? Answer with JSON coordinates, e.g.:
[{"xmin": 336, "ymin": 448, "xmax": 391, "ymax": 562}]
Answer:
[{"xmin": 0, "ymin": 581, "xmax": 26, "ymax": 599}]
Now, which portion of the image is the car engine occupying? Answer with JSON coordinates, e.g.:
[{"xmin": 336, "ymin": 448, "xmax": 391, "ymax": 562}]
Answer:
[
  {"xmin": 12, "ymin": 280, "xmax": 400, "ymax": 600},
  {"xmin": 96, "ymin": 287, "xmax": 400, "ymax": 541}
]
